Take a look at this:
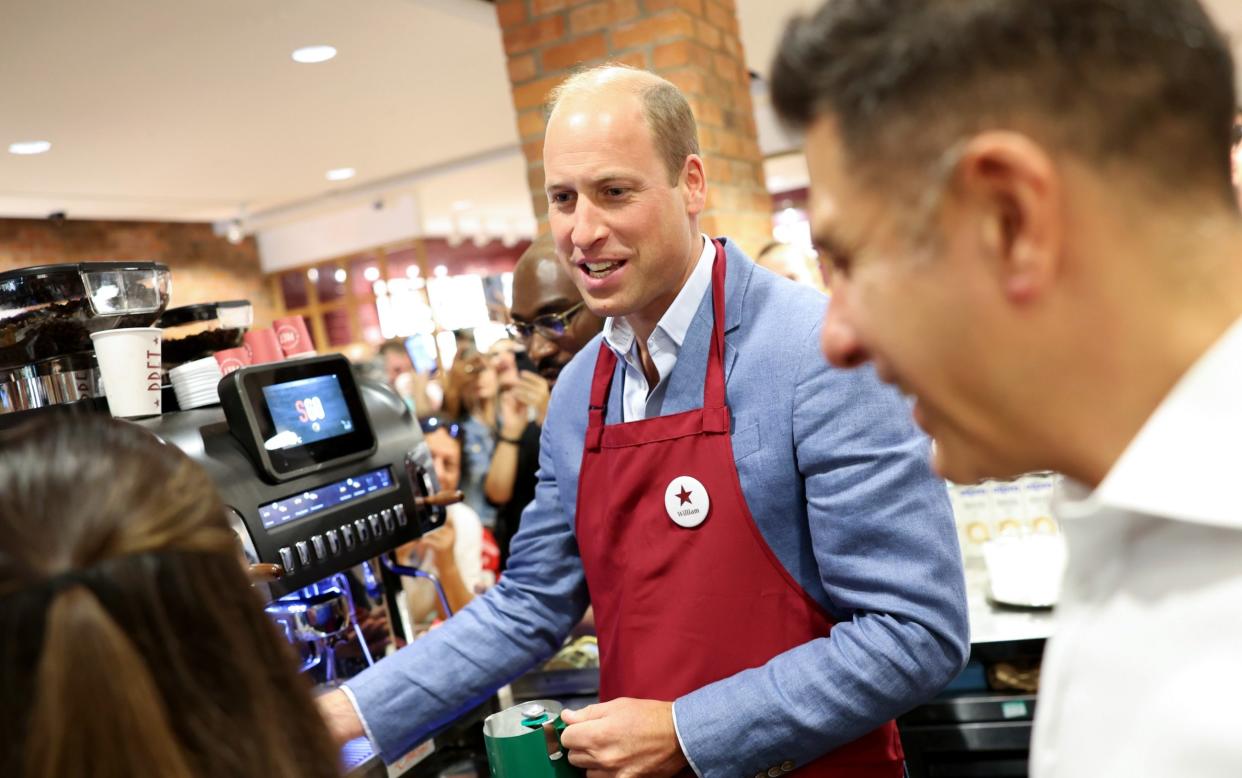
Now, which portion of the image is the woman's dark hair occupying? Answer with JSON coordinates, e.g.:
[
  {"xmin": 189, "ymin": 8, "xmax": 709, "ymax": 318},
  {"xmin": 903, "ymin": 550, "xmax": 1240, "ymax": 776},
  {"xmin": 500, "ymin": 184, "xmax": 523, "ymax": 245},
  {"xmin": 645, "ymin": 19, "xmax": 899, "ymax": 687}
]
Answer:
[{"xmin": 0, "ymin": 415, "xmax": 342, "ymax": 778}]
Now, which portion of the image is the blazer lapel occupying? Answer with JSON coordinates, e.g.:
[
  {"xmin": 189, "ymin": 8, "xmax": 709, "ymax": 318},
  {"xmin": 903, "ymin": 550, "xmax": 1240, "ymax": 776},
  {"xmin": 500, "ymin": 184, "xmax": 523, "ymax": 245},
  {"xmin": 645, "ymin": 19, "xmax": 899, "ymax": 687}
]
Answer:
[{"xmin": 662, "ymin": 238, "xmax": 751, "ymax": 413}]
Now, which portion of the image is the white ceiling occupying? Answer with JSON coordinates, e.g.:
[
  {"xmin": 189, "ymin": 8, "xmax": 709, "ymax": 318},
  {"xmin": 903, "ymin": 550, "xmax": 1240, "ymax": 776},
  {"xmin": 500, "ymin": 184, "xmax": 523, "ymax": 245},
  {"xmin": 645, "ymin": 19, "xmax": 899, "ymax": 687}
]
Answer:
[
  {"xmin": 1, "ymin": 0, "xmax": 1237, "ymax": 237},
  {"xmin": 0, "ymin": 0, "xmax": 530, "ymax": 229}
]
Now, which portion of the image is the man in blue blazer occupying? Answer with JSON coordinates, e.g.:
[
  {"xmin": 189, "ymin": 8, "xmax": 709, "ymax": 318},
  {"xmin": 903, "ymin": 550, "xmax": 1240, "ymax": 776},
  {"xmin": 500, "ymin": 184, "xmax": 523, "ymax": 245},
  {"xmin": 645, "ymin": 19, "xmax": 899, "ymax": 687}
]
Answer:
[{"xmin": 321, "ymin": 66, "xmax": 968, "ymax": 777}]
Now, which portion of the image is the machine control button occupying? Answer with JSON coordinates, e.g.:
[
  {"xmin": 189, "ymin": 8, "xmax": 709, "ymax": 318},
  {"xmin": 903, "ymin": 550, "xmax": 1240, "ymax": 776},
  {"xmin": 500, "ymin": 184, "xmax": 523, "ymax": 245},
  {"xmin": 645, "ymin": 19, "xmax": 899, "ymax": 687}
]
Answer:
[
  {"xmin": 325, "ymin": 529, "xmax": 341, "ymax": 555},
  {"xmin": 381, "ymin": 508, "xmax": 396, "ymax": 533},
  {"xmin": 278, "ymin": 546, "xmax": 296, "ymax": 573},
  {"xmin": 368, "ymin": 513, "xmax": 382, "ymax": 536},
  {"xmin": 311, "ymin": 534, "xmax": 327, "ymax": 560},
  {"xmin": 295, "ymin": 541, "xmax": 311, "ymax": 567},
  {"xmin": 393, "ymin": 503, "xmax": 408, "ymax": 526},
  {"xmin": 355, "ymin": 518, "xmax": 370, "ymax": 543},
  {"xmin": 340, "ymin": 525, "xmax": 356, "ymax": 549}
]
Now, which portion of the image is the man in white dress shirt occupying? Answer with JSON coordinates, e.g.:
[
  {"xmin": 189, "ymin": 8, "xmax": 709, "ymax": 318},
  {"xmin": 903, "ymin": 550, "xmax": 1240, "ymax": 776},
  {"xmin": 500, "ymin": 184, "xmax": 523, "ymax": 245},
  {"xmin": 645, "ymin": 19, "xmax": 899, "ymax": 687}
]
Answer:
[{"xmin": 771, "ymin": 0, "xmax": 1242, "ymax": 775}]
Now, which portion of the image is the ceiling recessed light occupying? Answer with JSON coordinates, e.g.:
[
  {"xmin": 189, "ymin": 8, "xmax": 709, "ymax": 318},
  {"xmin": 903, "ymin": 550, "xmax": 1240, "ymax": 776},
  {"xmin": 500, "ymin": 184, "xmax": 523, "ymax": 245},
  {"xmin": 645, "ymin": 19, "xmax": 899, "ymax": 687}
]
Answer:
[
  {"xmin": 452, "ymin": 200, "xmax": 473, "ymax": 211},
  {"xmin": 9, "ymin": 140, "xmax": 51, "ymax": 155},
  {"xmin": 292, "ymin": 45, "xmax": 337, "ymax": 64},
  {"xmin": 326, "ymin": 167, "xmax": 355, "ymax": 182}
]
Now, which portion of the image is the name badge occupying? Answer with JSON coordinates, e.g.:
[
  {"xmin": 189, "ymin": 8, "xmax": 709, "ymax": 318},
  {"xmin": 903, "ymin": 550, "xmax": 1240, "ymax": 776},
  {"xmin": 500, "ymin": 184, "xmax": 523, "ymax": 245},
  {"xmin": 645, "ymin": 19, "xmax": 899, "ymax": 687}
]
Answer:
[{"xmin": 664, "ymin": 476, "xmax": 710, "ymax": 528}]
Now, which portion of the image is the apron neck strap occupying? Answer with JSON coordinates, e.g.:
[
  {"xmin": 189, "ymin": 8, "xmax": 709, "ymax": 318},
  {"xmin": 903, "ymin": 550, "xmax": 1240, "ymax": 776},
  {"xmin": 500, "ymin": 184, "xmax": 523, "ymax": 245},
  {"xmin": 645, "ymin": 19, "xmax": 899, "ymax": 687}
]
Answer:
[
  {"xmin": 587, "ymin": 341, "xmax": 619, "ymax": 449},
  {"xmin": 702, "ymin": 238, "xmax": 728, "ymax": 411}
]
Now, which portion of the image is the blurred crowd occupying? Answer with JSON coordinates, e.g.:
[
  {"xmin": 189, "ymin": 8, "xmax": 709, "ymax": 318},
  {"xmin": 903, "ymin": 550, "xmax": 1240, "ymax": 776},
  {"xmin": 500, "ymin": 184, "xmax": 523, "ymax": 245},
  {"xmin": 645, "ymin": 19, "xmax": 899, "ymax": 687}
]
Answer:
[{"xmin": 358, "ymin": 236, "xmax": 606, "ymax": 626}]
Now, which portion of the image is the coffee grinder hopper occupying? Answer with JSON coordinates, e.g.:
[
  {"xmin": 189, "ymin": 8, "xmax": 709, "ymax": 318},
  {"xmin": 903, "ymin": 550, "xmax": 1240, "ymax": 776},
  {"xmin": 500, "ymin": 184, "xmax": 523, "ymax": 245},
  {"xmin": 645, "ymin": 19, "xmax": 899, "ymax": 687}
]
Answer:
[{"xmin": 0, "ymin": 262, "xmax": 171, "ymax": 412}]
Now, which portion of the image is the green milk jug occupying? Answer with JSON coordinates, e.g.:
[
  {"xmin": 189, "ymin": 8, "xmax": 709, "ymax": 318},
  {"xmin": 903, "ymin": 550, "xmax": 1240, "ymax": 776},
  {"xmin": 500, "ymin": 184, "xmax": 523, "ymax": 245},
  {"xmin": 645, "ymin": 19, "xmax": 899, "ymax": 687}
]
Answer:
[{"xmin": 483, "ymin": 700, "xmax": 584, "ymax": 778}]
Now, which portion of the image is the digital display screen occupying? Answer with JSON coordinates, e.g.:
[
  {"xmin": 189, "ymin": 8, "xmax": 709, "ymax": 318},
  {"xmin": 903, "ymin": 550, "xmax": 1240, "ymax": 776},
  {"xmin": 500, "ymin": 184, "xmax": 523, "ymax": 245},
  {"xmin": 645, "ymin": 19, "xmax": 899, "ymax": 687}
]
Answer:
[
  {"xmin": 258, "ymin": 467, "xmax": 394, "ymax": 530},
  {"xmin": 261, "ymin": 375, "xmax": 355, "ymax": 451}
]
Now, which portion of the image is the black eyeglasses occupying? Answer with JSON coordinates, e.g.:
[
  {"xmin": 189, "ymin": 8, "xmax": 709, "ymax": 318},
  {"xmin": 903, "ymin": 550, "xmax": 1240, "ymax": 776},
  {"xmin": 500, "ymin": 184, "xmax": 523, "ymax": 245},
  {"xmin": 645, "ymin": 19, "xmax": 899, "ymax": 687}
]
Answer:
[
  {"xmin": 419, "ymin": 416, "xmax": 461, "ymax": 439},
  {"xmin": 507, "ymin": 301, "xmax": 586, "ymax": 342}
]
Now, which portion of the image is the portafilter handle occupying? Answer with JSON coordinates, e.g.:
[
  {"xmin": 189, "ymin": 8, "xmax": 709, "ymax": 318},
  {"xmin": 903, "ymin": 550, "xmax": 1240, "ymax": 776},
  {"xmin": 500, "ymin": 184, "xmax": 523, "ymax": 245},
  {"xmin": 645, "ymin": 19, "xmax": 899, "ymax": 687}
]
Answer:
[
  {"xmin": 403, "ymin": 451, "xmax": 462, "ymax": 529},
  {"xmin": 415, "ymin": 489, "xmax": 464, "ymax": 508},
  {"xmin": 248, "ymin": 563, "xmax": 284, "ymax": 583}
]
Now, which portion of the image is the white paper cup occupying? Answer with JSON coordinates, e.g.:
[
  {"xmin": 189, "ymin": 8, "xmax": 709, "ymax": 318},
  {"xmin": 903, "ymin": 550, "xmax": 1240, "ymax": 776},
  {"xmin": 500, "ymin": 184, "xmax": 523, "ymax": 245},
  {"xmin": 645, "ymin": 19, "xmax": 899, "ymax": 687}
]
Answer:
[{"xmin": 90, "ymin": 327, "xmax": 163, "ymax": 418}]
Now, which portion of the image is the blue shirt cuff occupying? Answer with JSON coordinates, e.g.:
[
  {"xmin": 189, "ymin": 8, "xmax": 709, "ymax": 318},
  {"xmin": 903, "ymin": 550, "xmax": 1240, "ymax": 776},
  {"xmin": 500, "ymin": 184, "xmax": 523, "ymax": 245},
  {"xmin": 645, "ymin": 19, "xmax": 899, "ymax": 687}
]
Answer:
[
  {"xmin": 672, "ymin": 699, "xmax": 705, "ymax": 777},
  {"xmin": 339, "ymin": 683, "xmax": 381, "ymax": 751}
]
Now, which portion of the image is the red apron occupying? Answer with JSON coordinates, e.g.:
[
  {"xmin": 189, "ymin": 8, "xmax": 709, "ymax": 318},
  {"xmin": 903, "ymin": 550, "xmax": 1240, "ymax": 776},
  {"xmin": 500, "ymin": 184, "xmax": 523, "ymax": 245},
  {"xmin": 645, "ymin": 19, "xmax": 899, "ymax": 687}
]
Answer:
[{"xmin": 574, "ymin": 240, "xmax": 904, "ymax": 776}]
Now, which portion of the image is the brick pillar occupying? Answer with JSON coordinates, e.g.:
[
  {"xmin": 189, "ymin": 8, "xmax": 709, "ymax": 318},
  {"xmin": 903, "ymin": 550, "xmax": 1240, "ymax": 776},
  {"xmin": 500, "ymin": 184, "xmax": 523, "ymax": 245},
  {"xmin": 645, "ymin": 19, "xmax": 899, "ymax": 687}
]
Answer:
[{"xmin": 497, "ymin": 0, "xmax": 773, "ymax": 258}]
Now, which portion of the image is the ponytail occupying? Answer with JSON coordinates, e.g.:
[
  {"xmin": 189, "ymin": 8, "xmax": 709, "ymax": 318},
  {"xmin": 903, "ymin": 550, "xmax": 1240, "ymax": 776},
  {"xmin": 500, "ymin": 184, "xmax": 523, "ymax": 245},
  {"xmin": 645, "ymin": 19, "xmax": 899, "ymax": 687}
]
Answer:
[{"xmin": 23, "ymin": 587, "xmax": 195, "ymax": 778}]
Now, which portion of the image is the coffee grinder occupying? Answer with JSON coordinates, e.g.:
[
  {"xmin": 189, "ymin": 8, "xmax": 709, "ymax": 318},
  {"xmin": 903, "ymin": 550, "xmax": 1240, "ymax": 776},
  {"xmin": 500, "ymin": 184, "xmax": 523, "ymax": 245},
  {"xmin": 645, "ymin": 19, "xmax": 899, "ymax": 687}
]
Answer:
[{"xmin": 0, "ymin": 262, "xmax": 170, "ymax": 413}]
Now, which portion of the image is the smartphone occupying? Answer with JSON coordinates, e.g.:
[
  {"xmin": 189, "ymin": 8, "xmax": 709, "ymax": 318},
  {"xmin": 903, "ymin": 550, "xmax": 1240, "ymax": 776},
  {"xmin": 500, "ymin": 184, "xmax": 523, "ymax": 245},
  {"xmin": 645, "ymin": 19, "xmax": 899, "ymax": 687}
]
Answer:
[
  {"xmin": 406, "ymin": 334, "xmax": 439, "ymax": 375},
  {"xmin": 514, "ymin": 349, "xmax": 537, "ymax": 374}
]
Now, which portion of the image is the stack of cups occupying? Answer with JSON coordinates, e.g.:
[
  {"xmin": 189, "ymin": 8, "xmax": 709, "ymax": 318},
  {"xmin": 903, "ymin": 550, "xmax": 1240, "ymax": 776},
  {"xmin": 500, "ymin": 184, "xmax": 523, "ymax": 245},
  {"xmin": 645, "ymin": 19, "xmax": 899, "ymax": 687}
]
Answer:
[
  {"xmin": 214, "ymin": 347, "xmax": 252, "ymax": 376},
  {"xmin": 169, "ymin": 356, "xmax": 224, "ymax": 410},
  {"xmin": 90, "ymin": 327, "xmax": 163, "ymax": 418},
  {"xmin": 274, "ymin": 316, "xmax": 317, "ymax": 358},
  {"xmin": 244, "ymin": 328, "xmax": 284, "ymax": 364}
]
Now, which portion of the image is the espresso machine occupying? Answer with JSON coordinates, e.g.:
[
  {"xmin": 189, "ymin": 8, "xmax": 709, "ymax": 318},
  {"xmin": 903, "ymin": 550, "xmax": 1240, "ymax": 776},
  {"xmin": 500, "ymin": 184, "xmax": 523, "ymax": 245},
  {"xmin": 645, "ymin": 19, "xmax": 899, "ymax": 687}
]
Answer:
[
  {"xmin": 0, "ymin": 261, "xmax": 171, "ymax": 412},
  {"xmin": 0, "ymin": 263, "xmax": 495, "ymax": 777}
]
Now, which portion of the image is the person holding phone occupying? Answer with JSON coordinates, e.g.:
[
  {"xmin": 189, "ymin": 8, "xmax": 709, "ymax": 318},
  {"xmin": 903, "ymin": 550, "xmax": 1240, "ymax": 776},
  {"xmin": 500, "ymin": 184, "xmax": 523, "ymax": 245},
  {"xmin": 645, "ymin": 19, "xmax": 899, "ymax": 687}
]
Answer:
[
  {"xmin": 482, "ymin": 338, "xmax": 547, "ymax": 567},
  {"xmin": 485, "ymin": 237, "xmax": 607, "ymax": 567},
  {"xmin": 378, "ymin": 337, "xmax": 442, "ymax": 418}
]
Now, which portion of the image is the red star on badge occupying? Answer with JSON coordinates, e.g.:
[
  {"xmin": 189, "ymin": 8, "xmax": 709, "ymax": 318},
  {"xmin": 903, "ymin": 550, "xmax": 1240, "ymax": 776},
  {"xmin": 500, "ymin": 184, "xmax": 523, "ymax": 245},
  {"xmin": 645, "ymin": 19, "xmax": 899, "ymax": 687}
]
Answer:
[{"xmin": 676, "ymin": 485, "xmax": 693, "ymax": 505}]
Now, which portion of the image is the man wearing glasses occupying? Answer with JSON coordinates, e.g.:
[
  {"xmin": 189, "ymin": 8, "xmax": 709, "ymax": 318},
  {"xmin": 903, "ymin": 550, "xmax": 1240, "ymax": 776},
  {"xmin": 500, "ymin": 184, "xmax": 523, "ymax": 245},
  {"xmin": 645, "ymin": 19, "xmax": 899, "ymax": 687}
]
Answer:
[
  {"xmin": 507, "ymin": 233, "xmax": 605, "ymax": 387},
  {"xmin": 322, "ymin": 66, "xmax": 967, "ymax": 777},
  {"xmin": 487, "ymin": 236, "xmax": 606, "ymax": 566}
]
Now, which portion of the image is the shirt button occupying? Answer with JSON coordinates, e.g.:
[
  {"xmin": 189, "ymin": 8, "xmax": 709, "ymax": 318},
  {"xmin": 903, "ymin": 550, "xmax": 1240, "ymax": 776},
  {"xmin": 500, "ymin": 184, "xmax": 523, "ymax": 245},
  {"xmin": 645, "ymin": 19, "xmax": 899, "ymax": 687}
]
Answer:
[
  {"xmin": 768, "ymin": 768, "xmax": 782, "ymax": 777},
  {"xmin": 754, "ymin": 773, "xmax": 765, "ymax": 778},
  {"xmin": 781, "ymin": 761, "xmax": 795, "ymax": 773}
]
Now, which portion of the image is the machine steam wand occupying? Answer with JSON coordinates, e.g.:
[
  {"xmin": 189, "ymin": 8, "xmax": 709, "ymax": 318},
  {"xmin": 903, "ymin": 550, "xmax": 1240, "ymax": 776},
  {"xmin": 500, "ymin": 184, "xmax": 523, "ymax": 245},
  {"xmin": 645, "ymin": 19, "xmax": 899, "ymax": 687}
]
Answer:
[{"xmin": 390, "ymin": 451, "xmax": 464, "ymax": 618}]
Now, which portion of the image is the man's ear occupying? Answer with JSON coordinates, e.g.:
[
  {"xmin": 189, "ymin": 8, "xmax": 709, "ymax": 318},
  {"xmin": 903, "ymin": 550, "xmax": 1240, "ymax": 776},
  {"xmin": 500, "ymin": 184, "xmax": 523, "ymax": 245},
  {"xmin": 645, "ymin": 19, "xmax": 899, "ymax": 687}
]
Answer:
[
  {"xmin": 955, "ymin": 132, "xmax": 1062, "ymax": 304},
  {"xmin": 682, "ymin": 155, "xmax": 707, "ymax": 216}
]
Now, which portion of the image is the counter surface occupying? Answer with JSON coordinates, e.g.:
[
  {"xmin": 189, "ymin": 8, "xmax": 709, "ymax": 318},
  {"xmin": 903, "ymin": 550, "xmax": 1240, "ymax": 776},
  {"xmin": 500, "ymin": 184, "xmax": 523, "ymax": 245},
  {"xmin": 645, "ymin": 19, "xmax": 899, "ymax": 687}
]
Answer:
[{"xmin": 964, "ymin": 565, "xmax": 1056, "ymax": 645}]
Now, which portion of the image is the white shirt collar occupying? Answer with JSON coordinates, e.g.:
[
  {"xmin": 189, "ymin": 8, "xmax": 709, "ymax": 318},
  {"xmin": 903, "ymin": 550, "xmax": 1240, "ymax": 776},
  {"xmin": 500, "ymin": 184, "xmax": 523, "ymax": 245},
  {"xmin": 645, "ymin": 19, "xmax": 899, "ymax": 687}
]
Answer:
[
  {"xmin": 1060, "ymin": 316, "xmax": 1242, "ymax": 530},
  {"xmin": 602, "ymin": 234, "xmax": 715, "ymax": 357}
]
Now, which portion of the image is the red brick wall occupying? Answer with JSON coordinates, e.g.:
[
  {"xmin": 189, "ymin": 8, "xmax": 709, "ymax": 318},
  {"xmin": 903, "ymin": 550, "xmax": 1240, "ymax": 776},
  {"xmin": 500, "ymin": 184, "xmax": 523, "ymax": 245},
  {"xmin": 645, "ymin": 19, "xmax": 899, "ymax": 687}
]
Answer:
[
  {"xmin": 0, "ymin": 218, "xmax": 275, "ymax": 326},
  {"xmin": 498, "ymin": 0, "xmax": 773, "ymax": 257}
]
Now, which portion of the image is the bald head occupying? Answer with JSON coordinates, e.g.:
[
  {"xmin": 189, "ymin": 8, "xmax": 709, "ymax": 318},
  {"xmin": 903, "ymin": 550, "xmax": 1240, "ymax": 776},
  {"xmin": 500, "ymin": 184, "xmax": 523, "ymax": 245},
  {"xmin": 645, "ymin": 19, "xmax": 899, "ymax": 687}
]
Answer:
[
  {"xmin": 510, "ymin": 235, "xmax": 603, "ymax": 384},
  {"xmin": 548, "ymin": 65, "xmax": 700, "ymax": 185},
  {"xmin": 756, "ymin": 241, "xmax": 826, "ymax": 291},
  {"xmin": 513, "ymin": 235, "xmax": 577, "ymax": 301},
  {"xmin": 550, "ymin": 64, "xmax": 667, "ymax": 102}
]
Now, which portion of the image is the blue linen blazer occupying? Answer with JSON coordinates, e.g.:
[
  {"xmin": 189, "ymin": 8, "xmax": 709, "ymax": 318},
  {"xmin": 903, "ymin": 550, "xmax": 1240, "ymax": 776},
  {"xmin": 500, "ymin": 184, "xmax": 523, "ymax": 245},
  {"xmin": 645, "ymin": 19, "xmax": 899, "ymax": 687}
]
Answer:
[{"xmin": 347, "ymin": 239, "xmax": 969, "ymax": 776}]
